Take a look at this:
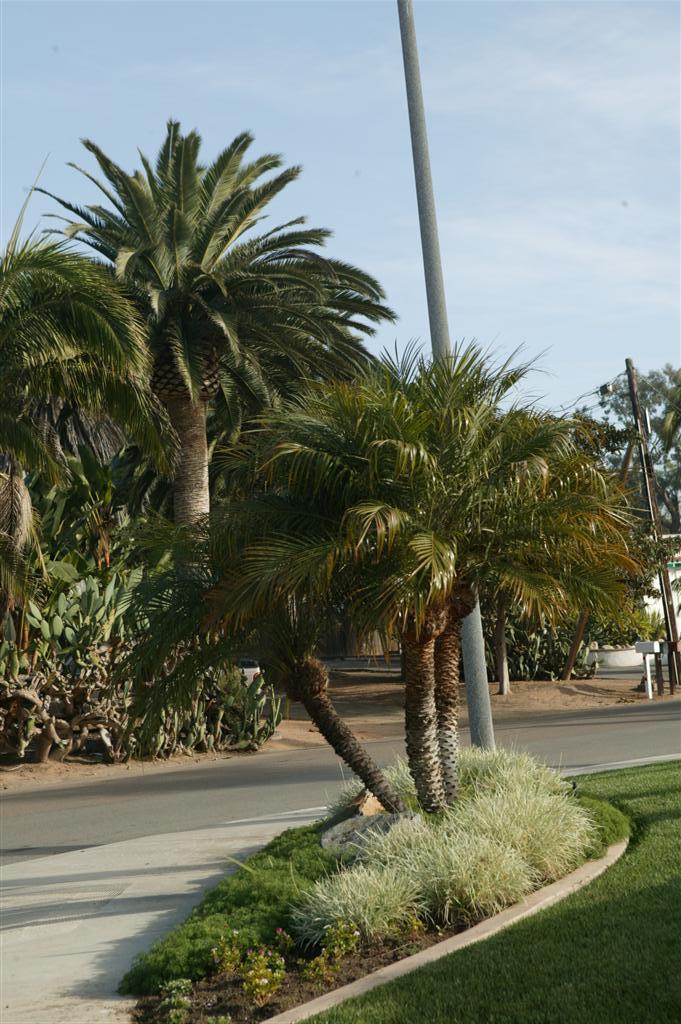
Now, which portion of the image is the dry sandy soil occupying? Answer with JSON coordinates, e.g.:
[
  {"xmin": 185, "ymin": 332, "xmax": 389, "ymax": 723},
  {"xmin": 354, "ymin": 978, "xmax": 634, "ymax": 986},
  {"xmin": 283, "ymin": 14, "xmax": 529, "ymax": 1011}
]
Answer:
[{"xmin": 2, "ymin": 667, "xmax": 676, "ymax": 792}]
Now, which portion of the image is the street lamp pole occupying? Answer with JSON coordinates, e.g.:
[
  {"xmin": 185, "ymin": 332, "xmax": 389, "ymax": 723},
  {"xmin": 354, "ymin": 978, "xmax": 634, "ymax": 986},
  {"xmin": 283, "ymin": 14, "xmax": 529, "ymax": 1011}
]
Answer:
[{"xmin": 397, "ymin": 0, "xmax": 495, "ymax": 748}]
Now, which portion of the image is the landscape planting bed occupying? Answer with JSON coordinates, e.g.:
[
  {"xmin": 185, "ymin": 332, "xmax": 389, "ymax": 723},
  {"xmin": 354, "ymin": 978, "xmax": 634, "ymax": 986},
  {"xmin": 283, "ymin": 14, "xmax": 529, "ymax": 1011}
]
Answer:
[{"xmin": 124, "ymin": 751, "xmax": 629, "ymax": 1024}]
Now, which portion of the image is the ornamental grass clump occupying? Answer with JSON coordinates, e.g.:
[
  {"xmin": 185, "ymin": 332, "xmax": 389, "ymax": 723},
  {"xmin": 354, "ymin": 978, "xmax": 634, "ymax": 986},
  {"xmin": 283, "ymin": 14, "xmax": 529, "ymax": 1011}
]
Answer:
[
  {"xmin": 457, "ymin": 747, "xmax": 571, "ymax": 800},
  {"xmin": 328, "ymin": 749, "xmax": 567, "ymax": 818},
  {"xmin": 290, "ymin": 863, "xmax": 423, "ymax": 948},
  {"xmin": 451, "ymin": 785, "xmax": 596, "ymax": 883},
  {"xmin": 357, "ymin": 818, "xmax": 536, "ymax": 927}
]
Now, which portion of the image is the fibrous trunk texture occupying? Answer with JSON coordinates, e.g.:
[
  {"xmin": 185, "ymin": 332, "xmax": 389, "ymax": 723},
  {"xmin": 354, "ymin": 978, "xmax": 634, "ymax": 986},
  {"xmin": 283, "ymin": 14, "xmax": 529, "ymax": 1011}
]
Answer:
[
  {"xmin": 286, "ymin": 658, "xmax": 406, "ymax": 814},
  {"xmin": 433, "ymin": 587, "xmax": 476, "ymax": 805},
  {"xmin": 402, "ymin": 610, "xmax": 448, "ymax": 814},
  {"xmin": 0, "ymin": 469, "xmax": 32, "ymax": 621},
  {"xmin": 165, "ymin": 397, "xmax": 210, "ymax": 526},
  {"xmin": 434, "ymin": 613, "xmax": 462, "ymax": 804},
  {"xmin": 495, "ymin": 597, "xmax": 511, "ymax": 696}
]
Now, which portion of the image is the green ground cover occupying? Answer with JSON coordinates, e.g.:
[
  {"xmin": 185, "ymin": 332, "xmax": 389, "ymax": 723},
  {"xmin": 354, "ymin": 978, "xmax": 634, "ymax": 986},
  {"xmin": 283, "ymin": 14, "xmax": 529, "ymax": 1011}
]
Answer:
[
  {"xmin": 120, "ymin": 823, "xmax": 336, "ymax": 995},
  {"xmin": 310, "ymin": 760, "xmax": 681, "ymax": 1024}
]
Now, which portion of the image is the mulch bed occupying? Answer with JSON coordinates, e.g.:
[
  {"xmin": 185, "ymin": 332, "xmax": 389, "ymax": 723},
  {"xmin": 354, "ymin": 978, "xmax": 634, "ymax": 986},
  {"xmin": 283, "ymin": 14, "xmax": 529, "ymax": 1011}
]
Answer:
[{"xmin": 133, "ymin": 927, "xmax": 461, "ymax": 1023}]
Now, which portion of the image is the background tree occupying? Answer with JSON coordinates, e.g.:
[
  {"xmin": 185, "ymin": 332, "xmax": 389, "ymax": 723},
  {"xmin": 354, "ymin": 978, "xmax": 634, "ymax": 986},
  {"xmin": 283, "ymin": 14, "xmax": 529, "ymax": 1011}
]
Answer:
[
  {"xmin": 588, "ymin": 366, "xmax": 681, "ymax": 533},
  {"xmin": 44, "ymin": 121, "xmax": 395, "ymax": 525},
  {"xmin": 0, "ymin": 212, "xmax": 166, "ymax": 618}
]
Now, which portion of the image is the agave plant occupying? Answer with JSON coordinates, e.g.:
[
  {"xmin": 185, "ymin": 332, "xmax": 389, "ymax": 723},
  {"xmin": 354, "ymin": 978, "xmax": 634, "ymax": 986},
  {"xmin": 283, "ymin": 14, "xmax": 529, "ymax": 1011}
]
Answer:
[{"xmin": 43, "ymin": 121, "xmax": 395, "ymax": 524}]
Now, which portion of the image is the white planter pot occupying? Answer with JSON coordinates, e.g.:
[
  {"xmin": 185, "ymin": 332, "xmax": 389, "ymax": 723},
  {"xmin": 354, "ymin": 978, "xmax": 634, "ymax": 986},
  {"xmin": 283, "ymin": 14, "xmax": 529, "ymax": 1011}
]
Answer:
[{"xmin": 586, "ymin": 645, "xmax": 641, "ymax": 670}]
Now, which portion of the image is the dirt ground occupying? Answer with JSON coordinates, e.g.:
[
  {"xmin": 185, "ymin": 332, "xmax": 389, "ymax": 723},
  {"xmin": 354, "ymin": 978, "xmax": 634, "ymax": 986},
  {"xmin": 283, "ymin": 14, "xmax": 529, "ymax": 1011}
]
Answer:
[{"xmin": 1, "ymin": 667, "xmax": 676, "ymax": 792}]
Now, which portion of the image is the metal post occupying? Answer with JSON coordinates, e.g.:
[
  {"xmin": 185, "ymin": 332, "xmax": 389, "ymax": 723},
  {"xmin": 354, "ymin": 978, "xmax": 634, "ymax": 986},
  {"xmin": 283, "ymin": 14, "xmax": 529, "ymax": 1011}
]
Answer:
[
  {"xmin": 625, "ymin": 358, "xmax": 679, "ymax": 694},
  {"xmin": 397, "ymin": 0, "xmax": 495, "ymax": 747},
  {"xmin": 396, "ymin": 0, "xmax": 451, "ymax": 361},
  {"xmin": 461, "ymin": 600, "xmax": 496, "ymax": 748}
]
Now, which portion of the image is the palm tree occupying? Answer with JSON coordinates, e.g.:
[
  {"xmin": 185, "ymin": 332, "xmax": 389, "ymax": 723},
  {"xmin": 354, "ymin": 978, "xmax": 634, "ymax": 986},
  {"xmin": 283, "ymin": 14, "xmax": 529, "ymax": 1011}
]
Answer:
[
  {"xmin": 0, "ymin": 209, "xmax": 166, "ymax": 616},
  {"xmin": 43, "ymin": 121, "xmax": 395, "ymax": 525},
  {"xmin": 218, "ymin": 347, "xmax": 635, "ymax": 812}
]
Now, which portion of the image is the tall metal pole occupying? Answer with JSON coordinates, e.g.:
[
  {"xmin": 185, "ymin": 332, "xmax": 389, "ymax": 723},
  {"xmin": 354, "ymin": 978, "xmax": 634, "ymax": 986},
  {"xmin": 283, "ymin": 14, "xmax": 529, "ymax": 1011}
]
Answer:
[
  {"xmin": 625, "ymin": 357, "xmax": 679, "ymax": 694},
  {"xmin": 397, "ymin": 0, "xmax": 495, "ymax": 747}
]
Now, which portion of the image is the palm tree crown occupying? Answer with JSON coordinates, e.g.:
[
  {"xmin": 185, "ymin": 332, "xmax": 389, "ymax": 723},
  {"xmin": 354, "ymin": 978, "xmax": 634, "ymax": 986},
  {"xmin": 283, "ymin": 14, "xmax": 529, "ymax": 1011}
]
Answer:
[{"xmin": 43, "ymin": 121, "xmax": 396, "ymax": 523}]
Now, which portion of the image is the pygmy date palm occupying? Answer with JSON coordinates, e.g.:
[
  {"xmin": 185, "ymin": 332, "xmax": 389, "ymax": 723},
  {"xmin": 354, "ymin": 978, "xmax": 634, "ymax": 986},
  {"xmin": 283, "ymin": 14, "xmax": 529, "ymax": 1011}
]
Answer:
[
  {"xmin": 220, "ymin": 347, "xmax": 635, "ymax": 812},
  {"xmin": 44, "ymin": 121, "xmax": 395, "ymax": 525}
]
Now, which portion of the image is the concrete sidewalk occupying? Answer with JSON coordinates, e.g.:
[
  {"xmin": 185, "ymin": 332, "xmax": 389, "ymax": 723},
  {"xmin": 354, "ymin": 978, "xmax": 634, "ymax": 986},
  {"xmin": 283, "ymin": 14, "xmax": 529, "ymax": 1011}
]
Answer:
[{"xmin": 0, "ymin": 807, "xmax": 322, "ymax": 1024}]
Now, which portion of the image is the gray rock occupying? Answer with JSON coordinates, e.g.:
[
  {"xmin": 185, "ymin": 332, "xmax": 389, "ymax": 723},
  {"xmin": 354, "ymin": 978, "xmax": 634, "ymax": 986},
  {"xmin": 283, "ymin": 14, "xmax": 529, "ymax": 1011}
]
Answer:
[{"xmin": 320, "ymin": 811, "xmax": 420, "ymax": 855}]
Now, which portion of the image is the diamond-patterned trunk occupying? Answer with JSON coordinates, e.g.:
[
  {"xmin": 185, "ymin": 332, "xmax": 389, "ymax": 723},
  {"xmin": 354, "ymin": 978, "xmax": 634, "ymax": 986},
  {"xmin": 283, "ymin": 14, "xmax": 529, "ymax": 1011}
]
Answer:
[
  {"xmin": 402, "ymin": 609, "xmax": 448, "ymax": 814},
  {"xmin": 165, "ymin": 397, "xmax": 210, "ymax": 526},
  {"xmin": 434, "ymin": 587, "xmax": 477, "ymax": 805},
  {"xmin": 150, "ymin": 342, "xmax": 220, "ymax": 526},
  {"xmin": 434, "ymin": 615, "xmax": 461, "ymax": 805}
]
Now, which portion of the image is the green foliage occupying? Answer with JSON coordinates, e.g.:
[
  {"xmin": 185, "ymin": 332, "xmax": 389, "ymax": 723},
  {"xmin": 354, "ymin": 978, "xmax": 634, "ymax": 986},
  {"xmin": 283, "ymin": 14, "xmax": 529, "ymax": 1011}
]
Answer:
[
  {"xmin": 158, "ymin": 979, "xmax": 192, "ymax": 1024},
  {"xmin": 120, "ymin": 824, "xmax": 337, "ymax": 995},
  {"xmin": 484, "ymin": 612, "xmax": 595, "ymax": 681},
  {"xmin": 576, "ymin": 795, "xmax": 631, "ymax": 858},
  {"xmin": 241, "ymin": 947, "xmax": 286, "ymax": 1007},
  {"xmin": 590, "ymin": 365, "xmax": 681, "ymax": 533},
  {"xmin": 587, "ymin": 606, "xmax": 665, "ymax": 647},
  {"xmin": 211, "ymin": 930, "xmax": 242, "ymax": 975},
  {"xmin": 323, "ymin": 920, "xmax": 361, "ymax": 959},
  {"xmin": 25, "ymin": 571, "xmax": 141, "ymax": 667}
]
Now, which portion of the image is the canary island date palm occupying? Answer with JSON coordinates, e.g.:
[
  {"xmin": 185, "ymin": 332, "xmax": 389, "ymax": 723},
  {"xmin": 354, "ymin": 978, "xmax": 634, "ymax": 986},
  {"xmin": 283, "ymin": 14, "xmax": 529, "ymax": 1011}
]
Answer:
[
  {"xmin": 43, "ymin": 121, "xmax": 395, "ymax": 525},
  {"xmin": 0, "ymin": 206, "xmax": 166, "ymax": 615},
  {"xmin": 217, "ymin": 346, "xmax": 635, "ymax": 811}
]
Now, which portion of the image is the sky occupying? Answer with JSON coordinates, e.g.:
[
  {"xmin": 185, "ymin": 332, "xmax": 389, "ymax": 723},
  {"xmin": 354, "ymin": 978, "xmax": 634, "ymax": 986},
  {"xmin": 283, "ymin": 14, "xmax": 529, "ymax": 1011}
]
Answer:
[{"xmin": 1, "ymin": 0, "xmax": 679, "ymax": 410}]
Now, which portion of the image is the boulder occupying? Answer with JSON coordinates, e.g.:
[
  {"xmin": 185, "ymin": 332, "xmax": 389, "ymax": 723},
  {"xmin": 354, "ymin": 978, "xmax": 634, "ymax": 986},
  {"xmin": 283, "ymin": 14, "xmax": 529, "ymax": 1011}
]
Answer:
[{"xmin": 320, "ymin": 810, "xmax": 420, "ymax": 856}]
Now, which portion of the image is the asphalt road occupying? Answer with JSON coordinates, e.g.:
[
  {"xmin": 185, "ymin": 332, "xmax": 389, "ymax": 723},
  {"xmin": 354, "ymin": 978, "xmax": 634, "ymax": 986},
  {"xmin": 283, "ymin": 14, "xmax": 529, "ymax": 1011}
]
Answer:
[{"xmin": 1, "ymin": 702, "xmax": 679, "ymax": 866}]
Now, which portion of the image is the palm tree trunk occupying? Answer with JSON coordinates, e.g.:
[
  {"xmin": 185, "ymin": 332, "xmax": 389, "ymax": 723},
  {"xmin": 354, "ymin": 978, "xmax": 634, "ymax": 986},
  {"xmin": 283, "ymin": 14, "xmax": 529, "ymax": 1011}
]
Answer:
[
  {"xmin": 285, "ymin": 658, "xmax": 406, "ymax": 814},
  {"xmin": 402, "ymin": 612, "xmax": 447, "ymax": 814},
  {"xmin": 165, "ymin": 397, "xmax": 210, "ymax": 526},
  {"xmin": 433, "ymin": 587, "xmax": 476, "ymax": 805},
  {"xmin": 433, "ymin": 611, "xmax": 461, "ymax": 804},
  {"xmin": 495, "ymin": 596, "xmax": 510, "ymax": 695}
]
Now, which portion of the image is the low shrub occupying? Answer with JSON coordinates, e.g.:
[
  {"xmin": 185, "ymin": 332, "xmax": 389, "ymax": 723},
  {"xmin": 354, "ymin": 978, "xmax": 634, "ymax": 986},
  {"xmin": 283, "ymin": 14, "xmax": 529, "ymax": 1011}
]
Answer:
[
  {"xmin": 576, "ymin": 795, "xmax": 630, "ymax": 858},
  {"xmin": 241, "ymin": 948, "xmax": 286, "ymax": 1007},
  {"xmin": 290, "ymin": 863, "xmax": 423, "ymax": 948},
  {"xmin": 158, "ymin": 978, "xmax": 192, "ymax": 1024},
  {"xmin": 457, "ymin": 747, "xmax": 571, "ymax": 800}
]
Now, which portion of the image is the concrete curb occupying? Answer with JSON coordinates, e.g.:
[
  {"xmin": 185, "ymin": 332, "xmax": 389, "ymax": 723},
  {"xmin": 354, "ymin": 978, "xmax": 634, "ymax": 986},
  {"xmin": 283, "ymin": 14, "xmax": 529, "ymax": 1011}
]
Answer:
[{"xmin": 265, "ymin": 838, "xmax": 629, "ymax": 1023}]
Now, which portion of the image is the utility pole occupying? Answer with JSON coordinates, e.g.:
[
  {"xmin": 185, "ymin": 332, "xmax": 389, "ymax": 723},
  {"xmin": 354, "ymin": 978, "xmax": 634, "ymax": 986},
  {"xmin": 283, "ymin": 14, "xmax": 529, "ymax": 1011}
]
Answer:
[
  {"xmin": 397, "ymin": 0, "xmax": 495, "ymax": 747},
  {"xmin": 625, "ymin": 357, "xmax": 679, "ymax": 694}
]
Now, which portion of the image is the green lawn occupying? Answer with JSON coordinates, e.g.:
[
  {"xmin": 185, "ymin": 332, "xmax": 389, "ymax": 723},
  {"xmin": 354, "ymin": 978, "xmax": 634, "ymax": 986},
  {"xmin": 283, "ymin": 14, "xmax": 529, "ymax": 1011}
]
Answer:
[{"xmin": 310, "ymin": 760, "xmax": 681, "ymax": 1024}]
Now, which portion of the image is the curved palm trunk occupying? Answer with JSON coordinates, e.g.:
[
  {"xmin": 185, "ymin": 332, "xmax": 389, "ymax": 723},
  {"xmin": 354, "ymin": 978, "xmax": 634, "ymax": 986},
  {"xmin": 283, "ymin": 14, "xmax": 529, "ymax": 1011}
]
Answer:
[
  {"xmin": 165, "ymin": 397, "xmax": 210, "ymax": 526},
  {"xmin": 495, "ymin": 595, "xmax": 510, "ymax": 695},
  {"xmin": 402, "ymin": 611, "xmax": 447, "ymax": 814},
  {"xmin": 285, "ymin": 658, "xmax": 406, "ymax": 814}
]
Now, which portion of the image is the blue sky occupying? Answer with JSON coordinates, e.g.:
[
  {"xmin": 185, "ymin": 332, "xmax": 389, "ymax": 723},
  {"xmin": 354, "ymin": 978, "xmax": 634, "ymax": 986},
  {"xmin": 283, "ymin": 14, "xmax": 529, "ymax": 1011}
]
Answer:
[{"xmin": 2, "ymin": 0, "xmax": 679, "ymax": 409}]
